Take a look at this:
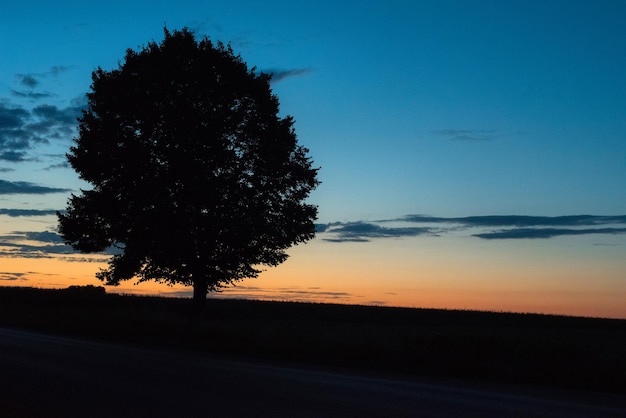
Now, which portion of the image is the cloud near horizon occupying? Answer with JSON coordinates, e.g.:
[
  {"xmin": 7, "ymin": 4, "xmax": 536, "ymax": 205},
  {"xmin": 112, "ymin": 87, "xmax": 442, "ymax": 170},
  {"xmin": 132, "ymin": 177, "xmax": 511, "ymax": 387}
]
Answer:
[
  {"xmin": 319, "ymin": 222, "xmax": 433, "ymax": 243},
  {"xmin": 0, "ymin": 180, "xmax": 71, "ymax": 195},
  {"xmin": 318, "ymin": 215, "xmax": 626, "ymax": 242},
  {"xmin": 0, "ymin": 208, "xmax": 59, "ymax": 217},
  {"xmin": 0, "ymin": 215, "xmax": 624, "ymax": 261},
  {"xmin": 473, "ymin": 227, "xmax": 626, "ymax": 240},
  {"xmin": 0, "ymin": 230, "xmax": 75, "ymax": 258},
  {"xmin": 0, "ymin": 229, "xmax": 118, "ymax": 259},
  {"xmin": 214, "ymin": 285, "xmax": 356, "ymax": 303},
  {"xmin": 0, "ymin": 271, "xmax": 28, "ymax": 282}
]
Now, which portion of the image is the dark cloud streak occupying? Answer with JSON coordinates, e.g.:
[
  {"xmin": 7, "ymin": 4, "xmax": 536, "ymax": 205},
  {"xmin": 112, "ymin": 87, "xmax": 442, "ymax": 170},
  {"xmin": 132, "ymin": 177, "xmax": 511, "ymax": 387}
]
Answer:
[
  {"xmin": 216, "ymin": 286, "xmax": 355, "ymax": 303},
  {"xmin": 320, "ymin": 222, "xmax": 433, "ymax": 242},
  {"xmin": 0, "ymin": 272, "xmax": 27, "ymax": 281},
  {"xmin": 49, "ymin": 66, "xmax": 70, "ymax": 76},
  {"xmin": 11, "ymin": 90, "xmax": 54, "ymax": 100},
  {"xmin": 433, "ymin": 129, "xmax": 499, "ymax": 141},
  {"xmin": 473, "ymin": 227, "xmax": 626, "ymax": 240},
  {"xmin": 320, "ymin": 215, "xmax": 626, "ymax": 242},
  {"xmin": 16, "ymin": 66, "xmax": 70, "ymax": 86},
  {"xmin": 0, "ymin": 230, "xmax": 117, "ymax": 259},
  {"xmin": 43, "ymin": 161, "xmax": 70, "ymax": 170},
  {"xmin": 22, "ymin": 231, "xmax": 65, "ymax": 243},
  {"xmin": 402, "ymin": 214, "xmax": 626, "ymax": 227},
  {"xmin": 0, "ymin": 208, "xmax": 58, "ymax": 217},
  {"xmin": 0, "ymin": 180, "xmax": 71, "ymax": 195},
  {"xmin": 0, "ymin": 151, "xmax": 29, "ymax": 162},
  {"xmin": 265, "ymin": 68, "xmax": 313, "ymax": 83}
]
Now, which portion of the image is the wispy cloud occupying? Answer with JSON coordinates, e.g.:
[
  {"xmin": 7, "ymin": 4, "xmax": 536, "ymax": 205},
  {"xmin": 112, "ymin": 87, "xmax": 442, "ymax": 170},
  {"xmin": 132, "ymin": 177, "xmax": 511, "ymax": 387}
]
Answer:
[
  {"xmin": 0, "ymin": 99, "xmax": 82, "ymax": 161},
  {"xmin": 15, "ymin": 66, "xmax": 70, "ymax": 87},
  {"xmin": 49, "ymin": 66, "xmax": 70, "ymax": 76},
  {"xmin": 0, "ymin": 230, "xmax": 74, "ymax": 258},
  {"xmin": 0, "ymin": 180, "xmax": 71, "ymax": 195},
  {"xmin": 473, "ymin": 227, "xmax": 626, "ymax": 240},
  {"xmin": 0, "ymin": 271, "xmax": 28, "ymax": 281},
  {"xmin": 214, "ymin": 285, "xmax": 355, "ymax": 303},
  {"xmin": 11, "ymin": 90, "xmax": 54, "ymax": 100},
  {"xmin": 0, "ymin": 229, "xmax": 119, "ymax": 259},
  {"xmin": 2, "ymin": 67, "xmax": 83, "ymax": 160},
  {"xmin": 43, "ymin": 161, "xmax": 70, "ymax": 170},
  {"xmin": 0, "ymin": 151, "xmax": 29, "ymax": 162},
  {"xmin": 264, "ymin": 68, "xmax": 313, "ymax": 83},
  {"xmin": 405, "ymin": 214, "xmax": 626, "ymax": 240},
  {"xmin": 402, "ymin": 214, "xmax": 626, "ymax": 227},
  {"xmin": 433, "ymin": 129, "xmax": 500, "ymax": 141},
  {"xmin": 21, "ymin": 231, "xmax": 65, "ymax": 243},
  {"xmin": 12, "ymin": 67, "xmax": 70, "ymax": 101},
  {"xmin": 319, "ymin": 221, "xmax": 434, "ymax": 242},
  {"xmin": 0, "ymin": 208, "xmax": 58, "ymax": 217},
  {"xmin": 318, "ymin": 215, "xmax": 626, "ymax": 242},
  {"xmin": 11, "ymin": 90, "xmax": 55, "ymax": 100}
]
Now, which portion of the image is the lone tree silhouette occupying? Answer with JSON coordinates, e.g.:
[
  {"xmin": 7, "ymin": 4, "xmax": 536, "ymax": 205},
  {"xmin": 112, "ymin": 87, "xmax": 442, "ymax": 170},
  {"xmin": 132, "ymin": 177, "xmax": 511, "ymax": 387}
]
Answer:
[{"xmin": 58, "ymin": 28, "xmax": 319, "ymax": 311}]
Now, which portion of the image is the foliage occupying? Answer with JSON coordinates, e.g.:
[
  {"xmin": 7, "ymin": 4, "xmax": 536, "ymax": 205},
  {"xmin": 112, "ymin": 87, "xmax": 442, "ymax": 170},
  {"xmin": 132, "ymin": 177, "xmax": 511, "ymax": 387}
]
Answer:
[{"xmin": 58, "ymin": 28, "xmax": 319, "ymax": 302}]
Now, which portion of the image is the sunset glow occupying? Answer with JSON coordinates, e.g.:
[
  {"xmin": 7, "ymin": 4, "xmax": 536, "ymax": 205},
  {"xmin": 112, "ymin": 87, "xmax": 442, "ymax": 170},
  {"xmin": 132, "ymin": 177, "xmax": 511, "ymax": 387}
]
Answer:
[{"xmin": 1, "ymin": 1, "xmax": 625, "ymax": 319}]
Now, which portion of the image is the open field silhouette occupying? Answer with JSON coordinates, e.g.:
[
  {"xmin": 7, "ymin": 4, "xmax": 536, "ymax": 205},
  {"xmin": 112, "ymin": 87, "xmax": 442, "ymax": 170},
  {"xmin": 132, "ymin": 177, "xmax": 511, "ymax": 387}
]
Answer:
[{"xmin": 1, "ymin": 286, "xmax": 624, "ymax": 393}]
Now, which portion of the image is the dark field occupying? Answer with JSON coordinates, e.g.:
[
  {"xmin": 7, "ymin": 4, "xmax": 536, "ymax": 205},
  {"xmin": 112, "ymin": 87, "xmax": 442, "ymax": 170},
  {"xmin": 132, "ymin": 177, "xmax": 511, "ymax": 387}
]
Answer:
[{"xmin": 1, "ymin": 286, "xmax": 624, "ymax": 393}]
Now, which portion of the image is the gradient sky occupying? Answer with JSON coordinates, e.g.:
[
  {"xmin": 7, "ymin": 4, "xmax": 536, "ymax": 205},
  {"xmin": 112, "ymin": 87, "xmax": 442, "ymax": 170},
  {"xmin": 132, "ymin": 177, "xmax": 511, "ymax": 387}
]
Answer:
[{"xmin": 1, "ymin": 0, "xmax": 625, "ymax": 318}]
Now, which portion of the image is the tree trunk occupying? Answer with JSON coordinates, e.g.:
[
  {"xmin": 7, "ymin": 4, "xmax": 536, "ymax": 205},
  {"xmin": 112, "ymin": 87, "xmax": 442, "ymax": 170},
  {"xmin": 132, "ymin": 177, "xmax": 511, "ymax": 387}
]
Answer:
[{"xmin": 192, "ymin": 277, "xmax": 208, "ymax": 317}]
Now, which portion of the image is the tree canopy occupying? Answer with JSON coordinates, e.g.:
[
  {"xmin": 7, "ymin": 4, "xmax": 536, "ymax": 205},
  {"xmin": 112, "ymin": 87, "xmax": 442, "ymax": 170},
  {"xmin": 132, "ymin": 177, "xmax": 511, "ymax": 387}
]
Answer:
[{"xmin": 58, "ymin": 28, "xmax": 319, "ymax": 308}]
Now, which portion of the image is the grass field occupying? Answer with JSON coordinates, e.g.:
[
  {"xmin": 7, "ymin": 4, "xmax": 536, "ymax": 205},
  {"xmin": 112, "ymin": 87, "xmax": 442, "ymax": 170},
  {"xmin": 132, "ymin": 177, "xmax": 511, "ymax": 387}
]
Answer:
[{"xmin": 1, "ymin": 285, "xmax": 624, "ymax": 393}]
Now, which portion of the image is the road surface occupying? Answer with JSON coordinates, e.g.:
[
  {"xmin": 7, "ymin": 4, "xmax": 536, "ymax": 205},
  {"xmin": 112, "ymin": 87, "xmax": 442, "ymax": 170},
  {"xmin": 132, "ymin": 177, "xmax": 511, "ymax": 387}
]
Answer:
[{"xmin": 1, "ymin": 327, "xmax": 624, "ymax": 417}]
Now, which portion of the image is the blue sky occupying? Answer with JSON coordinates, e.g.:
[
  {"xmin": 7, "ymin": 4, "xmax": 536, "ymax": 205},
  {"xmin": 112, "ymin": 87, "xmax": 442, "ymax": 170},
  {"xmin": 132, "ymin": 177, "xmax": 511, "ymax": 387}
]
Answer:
[{"xmin": 1, "ymin": 1, "xmax": 625, "ymax": 317}]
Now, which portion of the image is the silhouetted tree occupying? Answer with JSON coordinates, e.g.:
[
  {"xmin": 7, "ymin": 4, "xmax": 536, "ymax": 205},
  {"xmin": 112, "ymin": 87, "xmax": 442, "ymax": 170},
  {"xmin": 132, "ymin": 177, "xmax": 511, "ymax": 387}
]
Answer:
[{"xmin": 58, "ymin": 28, "xmax": 319, "ymax": 312}]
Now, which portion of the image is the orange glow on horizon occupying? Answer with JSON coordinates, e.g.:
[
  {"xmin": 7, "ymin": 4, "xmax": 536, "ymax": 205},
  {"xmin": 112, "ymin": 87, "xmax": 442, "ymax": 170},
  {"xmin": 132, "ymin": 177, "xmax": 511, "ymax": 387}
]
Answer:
[{"xmin": 2, "ymin": 235, "xmax": 625, "ymax": 320}]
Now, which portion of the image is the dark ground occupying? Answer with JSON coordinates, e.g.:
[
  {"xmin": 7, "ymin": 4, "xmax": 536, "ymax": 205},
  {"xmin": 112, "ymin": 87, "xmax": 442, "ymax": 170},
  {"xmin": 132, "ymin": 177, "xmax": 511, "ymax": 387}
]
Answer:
[
  {"xmin": 3, "ymin": 327, "xmax": 626, "ymax": 418},
  {"xmin": 1, "ymin": 286, "xmax": 625, "ymax": 394}
]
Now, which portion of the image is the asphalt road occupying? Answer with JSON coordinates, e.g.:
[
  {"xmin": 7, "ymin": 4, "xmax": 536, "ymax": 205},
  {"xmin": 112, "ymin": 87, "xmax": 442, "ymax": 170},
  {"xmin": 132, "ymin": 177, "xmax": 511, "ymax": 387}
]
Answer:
[{"xmin": 1, "ymin": 327, "xmax": 625, "ymax": 417}]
